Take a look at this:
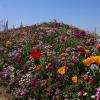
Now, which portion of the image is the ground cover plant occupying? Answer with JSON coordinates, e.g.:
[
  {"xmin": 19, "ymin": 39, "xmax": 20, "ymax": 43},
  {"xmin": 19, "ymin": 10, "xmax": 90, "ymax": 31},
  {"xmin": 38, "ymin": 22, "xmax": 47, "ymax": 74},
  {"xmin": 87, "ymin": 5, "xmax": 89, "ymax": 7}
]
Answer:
[{"xmin": 0, "ymin": 21, "xmax": 100, "ymax": 100}]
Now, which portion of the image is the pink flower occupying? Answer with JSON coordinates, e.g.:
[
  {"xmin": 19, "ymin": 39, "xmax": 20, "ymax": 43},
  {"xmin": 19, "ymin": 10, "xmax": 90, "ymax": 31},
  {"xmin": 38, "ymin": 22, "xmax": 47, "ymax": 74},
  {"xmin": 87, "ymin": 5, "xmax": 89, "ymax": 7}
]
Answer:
[
  {"xmin": 16, "ymin": 89, "xmax": 29, "ymax": 96},
  {"xmin": 38, "ymin": 32, "xmax": 45, "ymax": 36},
  {"xmin": 77, "ymin": 45, "xmax": 85, "ymax": 52},
  {"xmin": 71, "ymin": 57, "xmax": 78, "ymax": 63},
  {"xmin": 33, "ymin": 65, "xmax": 42, "ymax": 72},
  {"xmin": 96, "ymin": 87, "xmax": 100, "ymax": 100},
  {"xmin": 86, "ymin": 39, "xmax": 92, "ymax": 46},
  {"xmin": 13, "ymin": 53, "xmax": 21, "ymax": 63},
  {"xmin": 66, "ymin": 47, "xmax": 72, "ymax": 51}
]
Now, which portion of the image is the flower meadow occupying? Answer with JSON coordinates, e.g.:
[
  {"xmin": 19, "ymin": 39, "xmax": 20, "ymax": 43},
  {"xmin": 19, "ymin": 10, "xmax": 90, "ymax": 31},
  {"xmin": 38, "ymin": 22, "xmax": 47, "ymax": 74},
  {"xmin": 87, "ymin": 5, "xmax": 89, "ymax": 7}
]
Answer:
[{"xmin": 0, "ymin": 21, "xmax": 100, "ymax": 100}]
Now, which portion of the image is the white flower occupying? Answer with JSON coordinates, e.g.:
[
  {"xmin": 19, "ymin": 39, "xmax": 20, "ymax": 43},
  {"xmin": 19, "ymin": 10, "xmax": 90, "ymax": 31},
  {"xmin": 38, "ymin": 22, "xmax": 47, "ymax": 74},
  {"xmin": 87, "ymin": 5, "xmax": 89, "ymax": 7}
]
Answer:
[
  {"xmin": 26, "ymin": 73, "xmax": 31, "ymax": 77},
  {"xmin": 26, "ymin": 60, "xmax": 31, "ymax": 64},
  {"xmin": 83, "ymin": 92, "xmax": 88, "ymax": 96},
  {"xmin": 26, "ymin": 80, "xmax": 29, "ymax": 83},
  {"xmin": 90, "ymin": 64, "xmax": 98, "ymax": 71},
  {"xmin": 45, "ymin": 65, "xmax": 48, "ymax": 69},
  {"xmin": 10, "ymin": 66, "xmax": 15, "ymax": 72},
  {"xmin": 52, "ymin": 51, "xmax": 56, "ymax": 55},
  {"xmin": 86, "ymin": 71, "xmax": 90, "ymax": 74},
  {"xmin": 91, "ymin": 95, "xmax": 95, "ymax": 99}
]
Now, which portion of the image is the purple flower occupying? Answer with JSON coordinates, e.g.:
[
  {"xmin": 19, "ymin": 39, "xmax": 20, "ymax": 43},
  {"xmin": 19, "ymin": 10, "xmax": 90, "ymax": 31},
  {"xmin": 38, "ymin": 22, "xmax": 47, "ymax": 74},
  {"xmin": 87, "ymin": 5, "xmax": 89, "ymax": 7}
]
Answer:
[
  {"xmin": 96, "ymin": 87, "xmax": 100, "ymax": 100},
  {"xmin": 0, "ymin": 72, "xmax": 5, "ymax": 77},
  {"xmin": 0, "ymin": 71, "xmax": 10, "ymax": 78},
  {"xmin": 0, "ymin": 47, "xmax": 4, "ymax": 53},
  {"xmin": 96, "ymin": 39, "xmax": 100, "ymax": 43}
]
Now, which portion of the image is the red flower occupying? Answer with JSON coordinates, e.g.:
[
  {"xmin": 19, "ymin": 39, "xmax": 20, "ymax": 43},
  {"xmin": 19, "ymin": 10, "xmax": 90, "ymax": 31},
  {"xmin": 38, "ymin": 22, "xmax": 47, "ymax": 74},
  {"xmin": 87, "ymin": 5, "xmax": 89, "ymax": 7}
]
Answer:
[
  {"xmin": 83, "ymin": 75, "xmax": 90, "ymax": 82},
  {"xmin": 96, "ymin": 45, "xmax": 100, "ymax": 50},
  {"xmin": 79, "ymin": 90, "xmax": 84, "ymax": 97},
  {"xmin": 89, "ymin": 79, "xmax": 96, "ymax": 85},
  {"xmin": 80, "ymin": 51, "xmax": 86, "ymax": 56},
  {"xmin": 31, "ymin": 50, "xmax": 41, "ymax": 59},
  {"xmin": 20, "ymin": 34, "xmax": 26, "ymax": 38}
]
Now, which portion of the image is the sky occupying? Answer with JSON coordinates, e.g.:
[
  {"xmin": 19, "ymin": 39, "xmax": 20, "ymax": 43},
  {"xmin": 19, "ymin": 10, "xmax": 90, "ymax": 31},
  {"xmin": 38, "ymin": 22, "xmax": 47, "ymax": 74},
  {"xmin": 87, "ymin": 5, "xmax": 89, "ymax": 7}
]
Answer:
[{"xmin": 0, "ymin": 0, "xmax": 100, "ymax": 33}]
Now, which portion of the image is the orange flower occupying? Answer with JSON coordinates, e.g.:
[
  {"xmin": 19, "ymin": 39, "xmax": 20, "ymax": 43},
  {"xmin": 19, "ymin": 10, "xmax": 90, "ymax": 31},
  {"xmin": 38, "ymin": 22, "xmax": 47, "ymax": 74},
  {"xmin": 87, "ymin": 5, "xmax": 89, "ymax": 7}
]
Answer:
[
  {"xmin": 92, "ymin": 56, "xmax": 98, "ymax": 63},
  {"xmin": 57, "ymin": 66, "xmax": 65, "ymax": 75},
  {"xmin": 96, "ymin": 56, "xmax": 100, "ymax": 64},
  {"xmin": 83, "ymin": 56, "xmax": 100, "ymax": 67},
  {"xmin": 71, "ymin": 75, "xmax": 78, "ymax": 83},
  {"xmin": 83, "ymin": 58, "xmax": 91, "ymax": 67},
  {"xmin": 89, "ymin": 57, "xmax": 95, "ymax": 64}
]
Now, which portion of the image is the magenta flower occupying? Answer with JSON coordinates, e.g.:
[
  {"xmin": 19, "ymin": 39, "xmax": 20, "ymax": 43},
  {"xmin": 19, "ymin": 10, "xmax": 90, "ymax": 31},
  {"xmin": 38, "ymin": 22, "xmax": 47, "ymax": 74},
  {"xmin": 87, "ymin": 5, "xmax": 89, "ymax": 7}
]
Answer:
[
  {"xmin": 48, "ymin": 63, "xmax": 55, "ymax": 69},
  {"xmin": 77, "ymin": 45, "xmax": 85, "ymax": 52},
  {"xmin": 96, "ymin": 87, "xmax": 100, "ymax": 100}
]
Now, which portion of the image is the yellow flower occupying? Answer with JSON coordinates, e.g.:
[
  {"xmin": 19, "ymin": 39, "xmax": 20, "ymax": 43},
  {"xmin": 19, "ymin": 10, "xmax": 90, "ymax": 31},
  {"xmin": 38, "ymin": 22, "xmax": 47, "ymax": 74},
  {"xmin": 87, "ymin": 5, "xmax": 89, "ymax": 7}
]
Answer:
[
  {"xmin": 85, "ymin": 49, "xmax": 90, "ymax": 54},
  {"xmin": 83, "ymin": 59, "xmax": 87, "ymax": 65},
  {"xmin": 71, "ymin": 75, "xmax": 78, "ymax": 83},
  {"xmin": 6, "ymin": 41, "xmax": 12, "ymax": 47},
  {"xmin": 58, "ymin": 66, "xmax": 65, "ymax": 75}
]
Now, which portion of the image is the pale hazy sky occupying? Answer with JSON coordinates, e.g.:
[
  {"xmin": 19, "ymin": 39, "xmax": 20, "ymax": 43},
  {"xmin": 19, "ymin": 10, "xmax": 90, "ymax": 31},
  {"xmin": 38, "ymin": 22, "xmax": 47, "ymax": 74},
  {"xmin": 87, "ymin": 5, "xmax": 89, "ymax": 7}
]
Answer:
[{"xmin": 0, "ymin": 0, "xmax": 100, "ymax": 33}]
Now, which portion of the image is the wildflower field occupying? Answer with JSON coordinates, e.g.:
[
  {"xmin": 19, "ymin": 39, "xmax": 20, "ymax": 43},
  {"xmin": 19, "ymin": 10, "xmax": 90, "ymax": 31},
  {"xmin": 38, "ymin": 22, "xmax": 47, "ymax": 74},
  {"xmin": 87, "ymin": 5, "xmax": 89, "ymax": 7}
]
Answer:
[{"xmin": 0, "ymin": 21, "xmax": 100, "ymax": 100}]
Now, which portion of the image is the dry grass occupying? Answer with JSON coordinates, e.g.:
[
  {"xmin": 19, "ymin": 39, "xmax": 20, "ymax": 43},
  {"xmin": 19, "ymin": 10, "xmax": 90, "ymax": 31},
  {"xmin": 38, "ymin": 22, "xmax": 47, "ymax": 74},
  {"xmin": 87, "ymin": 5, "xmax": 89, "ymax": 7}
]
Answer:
[{"xmin": 0, "ymin": 87, "xmax": 12, "ymax": 100}]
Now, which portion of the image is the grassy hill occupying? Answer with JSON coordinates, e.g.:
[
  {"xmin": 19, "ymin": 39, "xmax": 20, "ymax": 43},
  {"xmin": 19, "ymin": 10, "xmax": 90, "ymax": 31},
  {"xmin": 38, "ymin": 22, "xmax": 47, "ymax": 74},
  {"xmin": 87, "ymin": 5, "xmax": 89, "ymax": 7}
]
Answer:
[{"xmin": 0, "ymin": 21, "xmax": 100, "ymax": 99}]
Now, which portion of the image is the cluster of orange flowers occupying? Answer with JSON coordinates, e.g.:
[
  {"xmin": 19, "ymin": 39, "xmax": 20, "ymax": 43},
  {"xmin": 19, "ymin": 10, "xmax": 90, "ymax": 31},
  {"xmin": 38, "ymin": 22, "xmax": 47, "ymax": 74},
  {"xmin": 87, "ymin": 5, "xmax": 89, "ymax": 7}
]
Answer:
[
  {"xmin": 83, "ymin": 56, "xmax": 100, "ymax": 67},
  {"xmin": 57, "ymin": 67, "xmax": 78, "ymax": 84}
]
